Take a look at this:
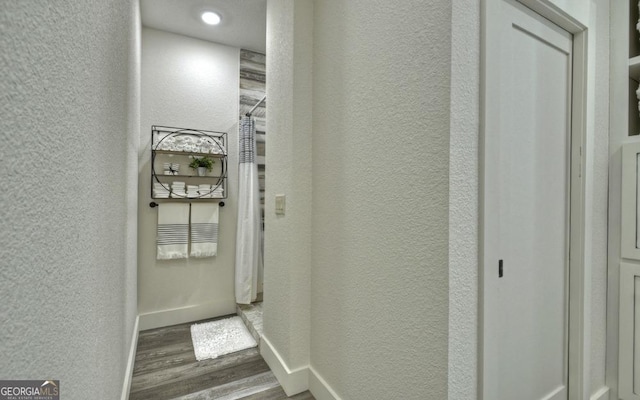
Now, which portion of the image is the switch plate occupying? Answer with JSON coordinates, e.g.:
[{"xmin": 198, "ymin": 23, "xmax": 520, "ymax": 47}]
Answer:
[{"xmin": 275, "ymin": 194, "xmax": 286, "ymax": 215}]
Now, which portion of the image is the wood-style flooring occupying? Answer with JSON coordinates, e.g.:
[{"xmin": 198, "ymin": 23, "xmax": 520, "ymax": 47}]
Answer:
[{"xmin": 129, "ymin": 316, "xmax": 314, "ymax": 400}]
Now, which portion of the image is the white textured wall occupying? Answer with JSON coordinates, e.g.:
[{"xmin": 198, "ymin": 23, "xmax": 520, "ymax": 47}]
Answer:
[
  {"xmin": 263, "ymin": 0, "xmax": 313, "ymax": 370},
  {"xmin": 0, "ymin": 1, "xmax": 139, "ymax": 398},
  {"xmin": 448, "ymin": 0, "xmax": 480, "ymax": 398},
  {"xmin": 138, "ymin": 28, "xmax": 239, "ymax": 329},
  {"xmin": 310, "ymin": 0, "xmax": 451, "ymax": 398}
]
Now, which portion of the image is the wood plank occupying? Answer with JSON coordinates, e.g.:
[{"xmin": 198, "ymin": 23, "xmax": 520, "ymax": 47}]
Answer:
[
  {"xmin": 133, "ymin": 344, "xmax": 195, "ymax": 376},
  {"xmin": 130, "ymin": 347, "xmax": 262, "ymax": 393},
  {"xmin": 240, "ymin": 385, "xmax": 316, "ymax": 400},
  {"xmin": 130, "ymin": 355, "xmax": 269, "ymax": 400},
  {"xmin": 171, "ymin": 371, "xmax": 279, "ymax": 400},
  {"xmin": 136, "ymin": 328, "xmax": 191, "ymax": 352}
]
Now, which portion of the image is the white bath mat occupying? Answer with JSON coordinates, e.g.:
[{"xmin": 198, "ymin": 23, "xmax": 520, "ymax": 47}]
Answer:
[{"xmin": 190, "ymin": 316, "xmax": 257, "ymax": 361}]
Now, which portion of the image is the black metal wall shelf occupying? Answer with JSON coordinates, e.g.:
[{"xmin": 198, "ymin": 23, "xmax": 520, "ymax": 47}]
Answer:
[
  {"xmin": 149, "ymin": 201, "xmax": 225, "ymax": 208},
  {"xmin": 154, "ymin": 175, "xmax": 225, "ymax": 179},
  {"xmin": 153, "ymin": 150, "xmax": 227, "ymax": 158},
  {"xmin": 151, "ymin": 125, "xmax": 228, "ymax": 202}
]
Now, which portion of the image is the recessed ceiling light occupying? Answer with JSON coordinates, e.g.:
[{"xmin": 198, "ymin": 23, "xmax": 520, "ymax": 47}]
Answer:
[{"xmin": 201, "ymin": 11, "xmax": 221, "ymax": 25}]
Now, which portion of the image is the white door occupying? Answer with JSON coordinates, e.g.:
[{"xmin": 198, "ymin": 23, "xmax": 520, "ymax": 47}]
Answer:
[{"xmin": 482, "ymin": 1, "xmax": 573, "ymax": 400}]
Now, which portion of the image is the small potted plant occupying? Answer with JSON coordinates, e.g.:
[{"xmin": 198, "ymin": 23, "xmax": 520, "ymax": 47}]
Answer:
[{"xmin": 189, "ymin": 156, "xmax": 214, "ymax": 176}]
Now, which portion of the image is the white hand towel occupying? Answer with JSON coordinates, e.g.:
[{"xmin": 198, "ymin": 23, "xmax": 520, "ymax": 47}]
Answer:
[
  {"xmin": 190, "ymin": 203, "xmax": 219, "ymax": 258},
  {"xmin": 157, "ymin": 203, "xmax": 190, "ymax": 260}
]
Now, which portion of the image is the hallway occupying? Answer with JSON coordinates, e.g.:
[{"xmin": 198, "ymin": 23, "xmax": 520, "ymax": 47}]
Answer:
[{"xmin": 0, "ymin": 0, "xmax": 615, "ymax": 399}]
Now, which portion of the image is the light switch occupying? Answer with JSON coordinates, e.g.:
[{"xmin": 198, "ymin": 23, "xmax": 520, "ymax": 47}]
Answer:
[{"xmin": 275, "ymin": 194, "xmax": 286, "ymax": 215}]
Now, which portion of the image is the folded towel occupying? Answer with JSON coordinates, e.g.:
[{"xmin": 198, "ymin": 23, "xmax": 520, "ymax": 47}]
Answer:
[
  {"xmin": 157, "ymin": 203, "xmax": 190, "ymax": 260},
  {"xmin": 190, "ymin": 203, "xmax": 219, "ymax": 258}
]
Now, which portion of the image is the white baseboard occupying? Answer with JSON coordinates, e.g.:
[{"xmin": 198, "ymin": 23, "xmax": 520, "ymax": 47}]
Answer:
[
  {"xmin": 590, "ymin": 386, "xmax": 610, "ymax": 400},
  {"xmin": 121, "ymin": 316, "xmax": 139, "ymax": 400},
  {"xmin": 260, "ymin": 335, "xmax": 309, "ymax": 396},
  {"xmin": 309, "ymin": 366, "xmax": 342, "ymax": 400},
  {"xmin": 138, "ymin": 301, "xmax": 236, "ymax": 331}
]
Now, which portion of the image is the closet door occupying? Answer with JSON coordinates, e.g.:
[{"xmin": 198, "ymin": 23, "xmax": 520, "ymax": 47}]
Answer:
[
  {"xmin": 619, "ymin": 262, "xmax": 640, "ymax": 400},
  {"xmin": 482, "ymin": 0, "xmax": 573, "ymax": 399},
  {"xmin": 620, "ymin": 142, "xmax": 640, "ymax": 399}
]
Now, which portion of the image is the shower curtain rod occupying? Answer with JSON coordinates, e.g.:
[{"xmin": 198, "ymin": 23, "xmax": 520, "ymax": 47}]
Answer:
[{"xmin": 246, "ymin": 95, "xmax": 267, "ymax": 117}]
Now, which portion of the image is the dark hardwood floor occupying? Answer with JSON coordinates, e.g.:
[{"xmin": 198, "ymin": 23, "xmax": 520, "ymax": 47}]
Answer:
[{"xmin": 129, "ymin": 316, "xmax": 314, "ymax": 400}]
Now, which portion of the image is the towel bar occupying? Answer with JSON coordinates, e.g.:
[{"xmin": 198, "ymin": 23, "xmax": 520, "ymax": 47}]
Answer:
[{"xmin": 149, "ymin": 201, "xmax": 224, "ymax": 208}]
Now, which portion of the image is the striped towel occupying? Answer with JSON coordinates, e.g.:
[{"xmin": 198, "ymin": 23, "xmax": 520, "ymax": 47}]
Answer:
[
  {"xmin": 156, "ymin": 203, "xmax": 190, "ymax": 260},
  {"xmin": 190, "ymin": 203, "xmax": 219, "ymax": 258}
]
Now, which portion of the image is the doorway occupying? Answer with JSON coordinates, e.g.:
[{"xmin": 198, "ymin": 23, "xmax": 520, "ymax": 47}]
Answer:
[{"xmin": 480, "ymin": 0, "xmax": 586, "ymax": 399}]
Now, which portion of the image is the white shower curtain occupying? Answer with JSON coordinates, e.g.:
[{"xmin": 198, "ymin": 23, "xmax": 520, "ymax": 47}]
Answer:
[{"xmin": 235, "ymin": 116, "xmax": 262, "ymax": 304}]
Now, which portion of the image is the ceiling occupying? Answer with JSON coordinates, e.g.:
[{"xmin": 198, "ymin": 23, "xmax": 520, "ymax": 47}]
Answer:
[{"xmin": 140, "ymin": 0, "xmax": 267, "ymax": 53}]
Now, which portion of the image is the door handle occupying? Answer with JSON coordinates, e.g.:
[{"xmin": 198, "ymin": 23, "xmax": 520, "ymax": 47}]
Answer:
[{"xmin": 499, "ymin": 259, "xmax": 504, "ymax": 278}]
